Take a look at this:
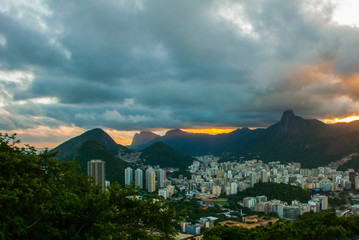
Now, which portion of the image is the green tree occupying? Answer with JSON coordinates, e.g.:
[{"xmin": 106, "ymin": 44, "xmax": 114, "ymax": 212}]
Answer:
[
  {"xmin": 228, "ymin": 183, "xmax": 311, "ymax": 204},
  {"xmin": 0, "ymin": 133, "xmax": 185, "ymax": 239}
]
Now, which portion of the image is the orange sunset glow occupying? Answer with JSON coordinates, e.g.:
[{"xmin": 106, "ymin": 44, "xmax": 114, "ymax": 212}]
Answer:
[
  {"xmin": 182, "ymin": 128, "xmax": 236, "ymax": 135},
  {"xmin": 321, "ymin": 115, "xmax": 359, "ymax": 124},
  {"xmin": 104, "ymin": 129, "xmax": 139, "ymax": 146}
]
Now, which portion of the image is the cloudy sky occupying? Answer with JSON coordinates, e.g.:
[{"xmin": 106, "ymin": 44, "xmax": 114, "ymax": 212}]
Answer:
[{"xmin": 1, "ymin": 0, "xmax": 359, "ymax": 147}]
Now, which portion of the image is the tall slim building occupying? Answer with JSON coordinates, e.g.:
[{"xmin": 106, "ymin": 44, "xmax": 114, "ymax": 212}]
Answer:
[
  {"xmin": 146, "ymin": 167, "xmax": 156, "ymax": 192},
  {"xmin": 349, "ymin": 171, "xmax": 356, "ymax": 189},
  {"xmin": 311, "ymin": 168, "xmax": 319, "ymax": 177},
  {"xmin": 261, "ymin": 170, "xmax": 268, "ymax": 183},
  {"xmin": 125, "ymin": 167, "xmax": 133, "ymax": 186},
  {"xmin": 135, "ymin": 168, "xmax": 143, "ymax": 189},
  {"xmin": 156, "ymin": 168, "xmax": 166, "ymax": 188},
  {"xmin": 250, "ymin": 172, "xmax": 258, "ymax": 187},
  {"xmin": 87, "ymin": 159, "xmax": 106, "ymax": 191},
  {"xmin": 230, "ymin": 182, "xmax": 238, "ymax": 195}
]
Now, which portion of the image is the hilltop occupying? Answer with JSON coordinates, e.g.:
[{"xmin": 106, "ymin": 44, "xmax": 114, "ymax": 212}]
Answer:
[
  {"xmin": 139, "ymin": 142, "xmax": 195, "ymax": 170},
  {"xmin": 51, "ymin": 128, "xmax": 133, "ymax": 185},
  {"xmin": 51, "ymin": 128, "xmax": 126, "ymax": 160}
]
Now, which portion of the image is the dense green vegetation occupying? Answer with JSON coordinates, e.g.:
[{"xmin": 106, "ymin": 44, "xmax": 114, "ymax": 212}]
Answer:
[
  {"xmin": 169, "ymin": 198, "xmax": 226, "ymax": 224},
  {"xmin": 0, "ymin": 134, "xmax": 185, "ymax": 239},
  {"xmin": 139, "ymin": 142, "xmax": 195, "ymax": 169},
  {"xmin": 202, "ymin": 211, "xmax": 359, "ymax": 240},
  {"xmin": 326, "ymin": 191, "xmax": 348, "ymax": 207},
  {"xmin": 228, "ymin": 183, "xmax": 312, "ymax": 204},
  {"xmin": 169, "ymin": 197, "xmax": 262, "ymax": 224},
  {"xmin": 73, "ymin": 140, "xmax": 130, "ymax": 186}
]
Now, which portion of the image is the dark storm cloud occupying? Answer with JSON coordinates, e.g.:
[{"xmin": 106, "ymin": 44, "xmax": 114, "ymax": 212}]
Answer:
[
  {"xmin": 12, "ymin": 74, "xmax": 130, "ymax": 104},
  {"xmin": 0, "ymin": 14, "xmax": 67, "ymax": 70},
  {"xmin": 2, "ymin": 0, "xmax": 359, "ymax": 133}
]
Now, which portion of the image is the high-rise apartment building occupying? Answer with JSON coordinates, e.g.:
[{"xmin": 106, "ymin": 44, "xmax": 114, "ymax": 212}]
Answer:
[
  {"xmin": 87, "ymin": 159, "xmax": 106, "ymax": 191},
  {"xmin": 311, "ymin": 168, "xmax": 319, "ymax": 177},
  {"xmin": 230, "ymin": 182, "xmax": 238, "ymax": 195},
  {"xmin": 135, "ymin": 168, "xmax": 143, "ymax": 189},
  {"xmin": 261, "ymin": 170, "xmax": 268, "ymax": 183},
  {"xmin": 146, "ymin": 167, "xmax": 156, "ymax": 192},
  {"xmin": 250, "ymin": 172, "xmax": 258, "ymax": 187},
  {"xmin": 156, "ymin": 168, "xmax": 166, "ymax": 188},
  {"xmin": 125, "ymin": 167, "xmax": 133, "ymax": 186},
  {"xmin": 349, "ymin": 171, "xmax": 356, "ymax": 189}
]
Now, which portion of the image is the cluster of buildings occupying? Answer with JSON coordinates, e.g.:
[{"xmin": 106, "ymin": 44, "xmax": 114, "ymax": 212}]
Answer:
[
  {"xmin": 88, "ymin": 154, "xmax": 359, "ymax": 199},
  {"xmin": 86, "ymin": 159, "xmax": 176, "ymax": 199},
  {"xmin": 117, "ymin": 148, "xmax": 141, "ymax": 162},
  {"xmin": 87, "ymin": 156, "xmax": 357, "ymax": 238},
  {"xmin": 179, "ymin": 156, "xmax": 359, "ymax": 197},
  {"xmin": 125, "ymin": 166, "xmax": 175, "ymax": 199},
  {"xmin": 180, "ymin": 217, "xmax": 217, "ymax": 235},
  {"xmin": 241, "ymin": 194, "xmax": 328, "ymax": 219}
]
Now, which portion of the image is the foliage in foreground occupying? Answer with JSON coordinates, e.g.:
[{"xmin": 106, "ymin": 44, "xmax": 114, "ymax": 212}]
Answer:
[
  {"xmin": 202, "ymin": 210, "xmax": 359, "ymax": 240},
  {"xmin": 169, "ymin": 198, "xmax": 225, "ymax": 224},
  {"xmin": 227, "ymin": 182, "xmax": 312, "ymax": 204},
  {"xmin": 0, "ymin": 134, "xmax": 185, "ymax": 239}
]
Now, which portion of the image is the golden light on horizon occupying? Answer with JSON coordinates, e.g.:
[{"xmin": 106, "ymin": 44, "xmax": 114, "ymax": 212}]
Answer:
[
  {"xmin": 103, "ymin": 129, "xmax": 137, "ymax": 146},
  {"xmin": 181, "ymin": 128, "xmax": 236, "ymax": 135},
  {"xmin": 11, "ymin": 125, "xmax": 85, "ymax": 149},
  {"xmin": 321, "ymin": 115, "xmax": 359, "ymax": 124}
]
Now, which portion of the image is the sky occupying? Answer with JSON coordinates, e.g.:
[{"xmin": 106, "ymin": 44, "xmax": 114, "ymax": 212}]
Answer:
[{"xmin": 1, "ymin": 0, "xmax": 359, "ymax": 147}]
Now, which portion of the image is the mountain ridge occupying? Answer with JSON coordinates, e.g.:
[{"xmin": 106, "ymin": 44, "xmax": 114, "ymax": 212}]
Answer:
[
  {"xmin": 130, "ymin": 111, "xmax": 359, "ymax": 168},
  {"xmin": 51, "ymin": 111, "xmax": 359, "ymax": 170}
]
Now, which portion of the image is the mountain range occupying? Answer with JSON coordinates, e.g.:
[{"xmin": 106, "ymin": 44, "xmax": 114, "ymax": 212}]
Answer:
[
  {"xmin": 130, "ymin": 110, "xmax": 359, "ymax": 168},
  {"xmin": 51, "ymin": 110, "xmax": 359, "ymax": 180}
]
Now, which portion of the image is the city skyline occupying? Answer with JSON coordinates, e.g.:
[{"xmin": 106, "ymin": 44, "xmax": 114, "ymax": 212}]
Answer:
[{"xmin": 2, "ymin": 0, "xmax": 359, "ymax": 148}]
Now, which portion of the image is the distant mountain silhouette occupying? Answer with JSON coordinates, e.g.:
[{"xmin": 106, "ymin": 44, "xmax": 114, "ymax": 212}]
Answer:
[
  {"xmin": 139, "ymin": 142, "xmax": 195, "ymax": 169},
  {"xmin": 131, "ymin": 111, "xmax": 359, "ymax": 168},
  {"xmin": 131, "ymin": 131, "xmax": 161, "ymax": 149},
  {"xmin": 51, "ymin": 111, "xmax": 359, "ymax": 171},
  {"xmin": 275, "ymin": 110, "xmax": 329, "ymax": 136},
  {"xmin": 130, "ymin": 127, "xmax": 254, "ymax": 155}
]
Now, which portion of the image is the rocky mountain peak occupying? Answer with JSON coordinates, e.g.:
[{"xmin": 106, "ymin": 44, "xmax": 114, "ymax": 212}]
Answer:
[
  {"xmin": 131, "ymin": 131, "xmax": 160, "ymax": 146},
  {"xmin": 278, "ymin": 110, "xmax": 296, "ymax": 134},
  {"xmin": 281, "ymin": 110, "xmax": 295, "ymax": 122}
]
